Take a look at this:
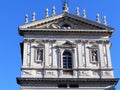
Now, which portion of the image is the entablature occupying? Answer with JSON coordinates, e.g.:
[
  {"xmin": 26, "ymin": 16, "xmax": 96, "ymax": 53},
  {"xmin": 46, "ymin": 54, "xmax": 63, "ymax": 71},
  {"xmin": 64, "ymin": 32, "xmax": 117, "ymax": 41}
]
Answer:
[{"xmin": 19, "ymin": 28, "xmax": 113, "ymax": 37}]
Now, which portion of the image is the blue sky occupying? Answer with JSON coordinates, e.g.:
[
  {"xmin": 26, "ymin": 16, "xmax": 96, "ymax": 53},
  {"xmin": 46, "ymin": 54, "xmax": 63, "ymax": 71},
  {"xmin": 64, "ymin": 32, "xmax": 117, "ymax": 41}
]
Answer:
[{"xmin": 0, "ymin": 0, "xmax": 119, "ymax": 90}]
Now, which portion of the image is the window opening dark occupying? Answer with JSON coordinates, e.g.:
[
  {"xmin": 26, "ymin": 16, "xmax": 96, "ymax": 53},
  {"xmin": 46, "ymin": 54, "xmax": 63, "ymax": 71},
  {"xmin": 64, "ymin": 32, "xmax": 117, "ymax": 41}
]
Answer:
[
  {"xmin": 69, "ymin": 84, "xmax": 79, "ymax": 88},
  {"xmin": 63, "ymin": 51, "xmax": 73, "ymax": 75},
  {"xmin": 63, "ymin": 51, "xmax": 72, "ymax": 69},
  {"xmin": 58, "ymin": 84, "xmax": 67, "ymax": 88}
]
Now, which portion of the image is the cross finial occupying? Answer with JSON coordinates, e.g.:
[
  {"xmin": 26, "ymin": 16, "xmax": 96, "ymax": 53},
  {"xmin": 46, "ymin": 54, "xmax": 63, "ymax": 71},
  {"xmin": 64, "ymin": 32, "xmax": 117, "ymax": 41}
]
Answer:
[
  {"xmin": 25, "ymin": 14, "xmax": 28, "ymax": 24},
  {"xmin": 63, "ymin": 1, "xmax": 69, "ymax": 13}
]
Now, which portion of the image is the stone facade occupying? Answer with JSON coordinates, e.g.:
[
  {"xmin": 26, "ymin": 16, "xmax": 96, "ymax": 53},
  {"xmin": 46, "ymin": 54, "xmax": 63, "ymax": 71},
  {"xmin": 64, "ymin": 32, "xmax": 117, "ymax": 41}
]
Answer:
[
  {"xmin": 17, "ymin": 2, "xmax": 119, "ymax": 90},
  {"xmin": 21, "ymin": 38, "xmax": 114, "ymax": 79}
]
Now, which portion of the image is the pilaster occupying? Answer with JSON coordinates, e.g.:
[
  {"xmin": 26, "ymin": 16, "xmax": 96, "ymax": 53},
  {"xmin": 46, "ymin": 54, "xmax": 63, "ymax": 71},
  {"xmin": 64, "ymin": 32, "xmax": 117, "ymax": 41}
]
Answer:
[
  {"xmin": 76, "ymin": 40, "xmax": 85, "ymax": 68},
  {"xmin": 30, "ymin": 43, "xmax": 34, "ymax": 66},
  {"xmin": 106, "ymin": 42, "xmax": 112, "ymax": 67},
  {"xmin": 102, "ymin": 42, "xmax": 108, "ymax": 67},
  {"xmin": 85, "ymin": 41, "xmax": 90, "ymax": 67},
  {"xmin": 44, "ymin": 40, "xmax": 50, "ymax": 67},
  {"xmin": 99, "ymin": 43, "xmax": 104, "ymax": 67},
  {"xmin": 50, "ymin": 40, "xmax": 57, "ymax": 68},
  {"xmin": 23, "ymin": 39, "xmax": 32, "ymax": 67},
  {"xmin": 23, "ymin": 40, "xmax": 28, "ymax": 66},
  {"xmin": 73, "ymin": 48, "xmax": 77, "ymax": 68},
  {"xmin": 82, "ymin": 42, "xmax": 86, "ymax": 67}
]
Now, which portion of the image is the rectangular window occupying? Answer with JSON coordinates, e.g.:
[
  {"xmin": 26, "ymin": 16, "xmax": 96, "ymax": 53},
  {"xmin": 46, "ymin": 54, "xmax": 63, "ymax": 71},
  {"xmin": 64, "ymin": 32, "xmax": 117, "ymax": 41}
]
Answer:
[
  {"xmin": 58, "ymin": 84, "xmax": 67, "ymax": 88},
  {"xmin": 69, "ymin": 84, "xmax": 79, "ymax": 88}
]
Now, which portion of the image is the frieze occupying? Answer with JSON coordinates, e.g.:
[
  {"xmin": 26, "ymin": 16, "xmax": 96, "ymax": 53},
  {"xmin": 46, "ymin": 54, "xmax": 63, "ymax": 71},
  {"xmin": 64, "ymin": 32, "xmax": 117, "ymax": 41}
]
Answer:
[
  {"xmin": 93, "ymin": 71, "xmax": 98, "ymax": 75},
  {"xmin": 22, "ymin": 70, "xmax": 32, "ymax": 75},
  {"xmin": 36, "ymin": 70, "xmax": 42, "ymax": 74},
  {"xmin": 76, "ymin": 40, "xmax": 110, "ymax": 44},
  {"xmin": 104, "ymin": 71, "xmax": 111, "ymax": 76},
  {"xmin": 79, "ymin": 71, "xmax": 90, "ymax": 76},
  {"xmin": 24, "ymin": 39, "xmax": 35, "ymax": 43},
  {"xmin": 42, "ymin": 40, "xmax": 56, "ymax": 43}
]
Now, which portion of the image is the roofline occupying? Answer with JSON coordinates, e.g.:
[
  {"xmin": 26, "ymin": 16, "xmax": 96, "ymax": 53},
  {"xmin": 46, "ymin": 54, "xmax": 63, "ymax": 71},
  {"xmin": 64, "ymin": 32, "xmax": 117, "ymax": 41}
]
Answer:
[
  {"xmin": 19, "ymin": 13, "xmax": 64, "ymax": 28},
  {"xmin": 19, "ymin": 13, "xmax": 114, "ymax": 30},
  {"xmin": 64, "ymin": 13, "xmax": 114, "ymax": 30},
  {"xmin": 17, "ymin": 77, "xmax": 119, "ymax": 85}
]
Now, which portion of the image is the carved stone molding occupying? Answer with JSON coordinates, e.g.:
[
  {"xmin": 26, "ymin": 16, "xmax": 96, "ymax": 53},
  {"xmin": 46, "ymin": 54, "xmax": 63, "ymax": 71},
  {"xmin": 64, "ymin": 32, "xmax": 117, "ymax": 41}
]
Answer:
[
  {"xmin": 24, "ymin": 39, "xmax": 35, "ymax": 43},
  {"xmin": 42, "ymin": 40, "xmax": 56, "ymax": 43},
  {"xmin": 49, "ymin": 40, "xmax": 57, "ymax": 43},
  {"xmin": 76, "ymin": 40, "xmax": 110, "ymax": 45},
  {"xmin": 22, "ymin": 70, "xmax": 32, "ymax": 75},
  {"xmin": 79, "ymin": 71, "xmax": 90, "ymax": 76}
]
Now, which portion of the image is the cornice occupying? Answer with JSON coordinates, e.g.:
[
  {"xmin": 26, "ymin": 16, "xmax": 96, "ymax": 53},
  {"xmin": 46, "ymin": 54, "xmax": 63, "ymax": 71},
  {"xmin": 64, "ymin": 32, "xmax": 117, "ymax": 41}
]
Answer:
[
  {"xmin": 19, "ymin": 28, "xmax": 113, "ymax": 37},
  {"xmin": 76, "ymin": 40, "xmax": 110, "ymax": 44},
  {"xmin": 17, "ymin": 77, "xmax": 119, "ymax": 85},
  {"xmin": 21, "ymin": 67, "xmax": 113, "ymax": 71},
  {"xmin": 19, "ymin": 13, "xmax": 114, "ymax": 30}
]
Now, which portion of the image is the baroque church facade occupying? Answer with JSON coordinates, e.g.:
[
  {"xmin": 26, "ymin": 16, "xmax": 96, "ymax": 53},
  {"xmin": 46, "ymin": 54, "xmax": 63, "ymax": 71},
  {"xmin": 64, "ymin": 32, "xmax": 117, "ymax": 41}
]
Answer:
[{"xmin": 17, "ymin": 2, "xmax": 119, "ymax": 90}]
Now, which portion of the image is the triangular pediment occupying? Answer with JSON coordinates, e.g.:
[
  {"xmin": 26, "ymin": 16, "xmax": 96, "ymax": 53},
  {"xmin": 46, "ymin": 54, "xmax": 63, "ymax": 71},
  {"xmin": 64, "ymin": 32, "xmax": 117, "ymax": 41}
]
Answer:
[
  {"xmin": 57, "ymin": 41, "xmax": 76, "ymax": 48},
  {"xmin": 63, "ymin": 41, "xmax": 75, "ymax": 46},
  {"xmin": 19, "ymin": 13, "xmax": 113, "ymax": 30}
]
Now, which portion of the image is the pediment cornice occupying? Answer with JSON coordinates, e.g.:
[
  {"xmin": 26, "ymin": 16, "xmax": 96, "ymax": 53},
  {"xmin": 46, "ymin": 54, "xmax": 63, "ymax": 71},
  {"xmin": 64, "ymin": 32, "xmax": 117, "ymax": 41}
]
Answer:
[
  {"xmin": 57, "ymin": 41, "xmax": 76, "ymax": 48},
  {"xmin": 19, "ymin": 13, "xmax": 114, "ymax": 30}
]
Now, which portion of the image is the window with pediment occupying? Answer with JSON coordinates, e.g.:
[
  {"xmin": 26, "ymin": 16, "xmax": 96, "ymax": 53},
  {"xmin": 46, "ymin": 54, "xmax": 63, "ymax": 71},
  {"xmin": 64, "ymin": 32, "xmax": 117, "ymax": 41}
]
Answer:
[{"xmin": 57, "ymin": 41, "xmax": 75, "ymax": 75}]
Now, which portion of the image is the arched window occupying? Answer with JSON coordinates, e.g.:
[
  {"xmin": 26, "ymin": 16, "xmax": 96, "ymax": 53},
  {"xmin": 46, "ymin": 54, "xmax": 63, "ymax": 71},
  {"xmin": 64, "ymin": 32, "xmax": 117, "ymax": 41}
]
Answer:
[
  {"xmin": 63, "ymin": 51, "xmax": 73, "ymax": 75},
  {"xmin": 63, "ymin": 51, "xmax": 72, "ymax": 69}
]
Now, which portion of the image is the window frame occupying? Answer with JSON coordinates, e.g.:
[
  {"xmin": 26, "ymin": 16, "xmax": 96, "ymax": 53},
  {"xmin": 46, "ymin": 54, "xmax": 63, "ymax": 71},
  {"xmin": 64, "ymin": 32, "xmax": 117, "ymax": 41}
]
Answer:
[{"xmin": 62, "ymin": 50, "xmax": 73, "ymax": 75}]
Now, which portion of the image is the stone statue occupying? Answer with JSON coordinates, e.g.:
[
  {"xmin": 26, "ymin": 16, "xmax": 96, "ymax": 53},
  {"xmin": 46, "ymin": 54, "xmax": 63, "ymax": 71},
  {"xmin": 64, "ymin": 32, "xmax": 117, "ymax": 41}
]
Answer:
[
  {"xmin": 91, "ymin": 49, "xmax": 98, "ymax": 61},
  {"xmin": 37, "ymin": 49, "xmax": 43, "ymax": 60}
]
